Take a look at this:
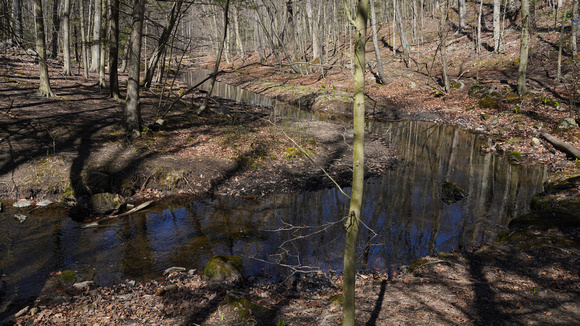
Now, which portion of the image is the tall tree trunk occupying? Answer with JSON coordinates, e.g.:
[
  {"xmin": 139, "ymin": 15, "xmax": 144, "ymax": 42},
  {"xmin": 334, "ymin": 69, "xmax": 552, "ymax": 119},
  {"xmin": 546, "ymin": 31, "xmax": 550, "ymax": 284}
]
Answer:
[
  {"xmin": 124, "ymin": 0, "xmax": 146, "ymax": 136},
  {"xmin": 49, "ymin": 0, "xmax": 60, "ymax": 58},
  {"xmin": 343, "ymin": 0, "xmax": 367, "ymax": 325},
  {"xmin": 143, "ymin": 0, "xmax": 183, "ymax": 88},
  {"xmin": 197, "ymin": 0, "xmax": 230, "ymax": 115},
  {"xmin": 34, "ymin": 0, "xmax": 54, "ymax": 97},
  {"xmin": 306, "ymin": 0, "xmax": 320, "ymax": 61},
  {"xmin": 476, "ymin": 0, "xmax": 483, "ymax": 80},
  {"xmin": 98, "ymin": 0, "xmax": 107, "ymax": 88},
  {"xmin": 12, "ymin": 0, "xmax": 23, "ymax": 45},
  {"xmin": 529, "ymin": 0, "xmax": 536, "ymax": 32},
  {"xmin": 79, "ymin": 0, "xmax": 89, "ymax": 78},
  {"xmin": 572, "ymin": 0, "xmax": 578, "ymax": 56},
  {"xmin": 458, "ymin": 0, "xmax": 465, "ymax": 31},
  {"xmin": 394, "ymin": 0, "xmax": 409, "ymax": 66},
  {"xmin": 232, "ymin": 4, "xmax": 245, "ymax": 61},
  {"xmin": 439, "ymin": 0, "xmax": 450, "ymax": 92},
  {"xmin": 109, "ymin": 0, "xmax": 120, "ymax": 98},
  {"xmin": 90, "ymin": 0, "xmax": 102, "ymax": 71},
  {"xmin": 518, "ymin": 0, "xmax": 530, "ymax": 95},
  {"xmin": 493, "ymin": 0, "xmax": 501, "ymax": 52},
  {"xmin": 62, "ymin": 0, "xmax": 72, "ymax": 75},
  {"xmin": 557, "ymin": 0, "xmax": 569, "ymax": 81},
  {"xmin": 370, "ymin": 0, "xmax": 387, "ymax": 84}
]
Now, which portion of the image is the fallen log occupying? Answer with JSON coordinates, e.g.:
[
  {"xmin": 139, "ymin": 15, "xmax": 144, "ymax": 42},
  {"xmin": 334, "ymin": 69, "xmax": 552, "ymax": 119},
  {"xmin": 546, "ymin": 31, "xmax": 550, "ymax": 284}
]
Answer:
[{"xmin": 540, "ymin": 132, "xmax": 580, "ymax": 160}]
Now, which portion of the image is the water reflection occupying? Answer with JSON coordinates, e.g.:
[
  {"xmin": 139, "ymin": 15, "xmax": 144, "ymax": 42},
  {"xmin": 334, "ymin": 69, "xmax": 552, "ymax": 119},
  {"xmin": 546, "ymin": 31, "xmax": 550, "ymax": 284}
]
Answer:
[{"xmin": 0, "ymin": 72, "xmax": 547, "ymax": 320}]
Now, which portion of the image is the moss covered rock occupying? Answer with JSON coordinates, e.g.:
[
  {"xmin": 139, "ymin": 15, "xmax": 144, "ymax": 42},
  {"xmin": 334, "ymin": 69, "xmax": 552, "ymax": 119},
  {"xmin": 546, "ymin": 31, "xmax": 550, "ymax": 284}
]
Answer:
[
  {"xmin": 468, "ymin": 85, "xmax": 485, "ymax": 97},
  {"xmin": 553, "ymin": 118, "xmax": 578, "ymax": 134},
  {"xmin": 204, "ymin": 255, "xmax": 243, "ymax": 281},
  {"xmin": 89, "ymin": 193, "xmax": 125, "ymax": 215},
  {"xmin": 508, "ymin": 150, "xmax": 523, "ymax": 162},
  {"xmin": 478, "ymin": 96, "xmax": 500, "ymax": 110}
]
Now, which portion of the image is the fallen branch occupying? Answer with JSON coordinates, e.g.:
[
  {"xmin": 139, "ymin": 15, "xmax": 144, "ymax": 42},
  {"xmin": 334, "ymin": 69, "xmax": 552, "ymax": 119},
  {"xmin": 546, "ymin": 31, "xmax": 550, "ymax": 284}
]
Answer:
[
  {"xmin": 540, "ymin": 132, "xmax": 580, "ymax": 160},
  {"xmin": 83, "ymin": 200, "xmax": 154, "ymax": 228}
]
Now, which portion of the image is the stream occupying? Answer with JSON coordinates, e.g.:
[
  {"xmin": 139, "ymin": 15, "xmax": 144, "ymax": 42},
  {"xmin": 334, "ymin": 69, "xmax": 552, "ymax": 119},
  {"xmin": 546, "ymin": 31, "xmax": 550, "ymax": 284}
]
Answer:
[{"xmin": 0, "ymin": 71, "xmax": 547, "ymax": 318}]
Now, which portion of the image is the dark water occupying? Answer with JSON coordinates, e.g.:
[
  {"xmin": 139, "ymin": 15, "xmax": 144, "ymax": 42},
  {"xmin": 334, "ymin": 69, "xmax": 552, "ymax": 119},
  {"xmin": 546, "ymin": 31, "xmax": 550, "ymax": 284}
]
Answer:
[{"xmin": 0, "ymin": 72, "xmax": 546, "ymax": 318}]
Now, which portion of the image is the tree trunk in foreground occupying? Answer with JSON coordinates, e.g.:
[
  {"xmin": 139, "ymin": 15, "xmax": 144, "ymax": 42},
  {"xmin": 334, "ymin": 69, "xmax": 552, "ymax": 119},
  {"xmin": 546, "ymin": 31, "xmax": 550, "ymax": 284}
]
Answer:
[
  {"xmin": 33, "ymin": 0, "xmax": 54, "ymax": 97},
  {"xmin": 124, "ymin": 0, "xmax": 146, "ymax": 135},
  {"xmin": 343, "ymin": 0, "xmax": 367, "ymax": 325}
]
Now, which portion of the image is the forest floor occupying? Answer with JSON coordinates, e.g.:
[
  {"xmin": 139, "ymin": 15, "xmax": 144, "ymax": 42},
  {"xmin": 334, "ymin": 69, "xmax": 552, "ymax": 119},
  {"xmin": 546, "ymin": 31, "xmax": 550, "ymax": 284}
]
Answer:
[{"xmin": 2, "ymin": 9, "xmax": 580, "ymax": 325}]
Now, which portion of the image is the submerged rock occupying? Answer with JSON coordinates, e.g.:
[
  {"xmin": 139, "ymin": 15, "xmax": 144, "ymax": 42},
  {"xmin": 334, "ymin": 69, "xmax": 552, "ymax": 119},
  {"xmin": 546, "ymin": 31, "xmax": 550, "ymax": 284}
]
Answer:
[
  {"xmin": 441, "ymin": 181, "xmax": 467, "ymax": 204},
  {"xmin": 89, "ymin": 193, "xmax": 125, "ymax": 215},
  {"xmin": 14, "ymin": 214, "xmax": 27, "ymax": 223},
  {"xmin": 204, "ymin": 255, "xmax": 243, "ymax": 281}
]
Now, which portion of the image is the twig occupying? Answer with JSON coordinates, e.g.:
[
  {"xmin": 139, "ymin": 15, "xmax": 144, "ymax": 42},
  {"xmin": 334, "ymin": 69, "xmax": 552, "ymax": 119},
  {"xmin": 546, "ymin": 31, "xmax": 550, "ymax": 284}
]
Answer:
[{"xmin": 264, "ymin": 119, "xmax": 351, "ymax": 199}]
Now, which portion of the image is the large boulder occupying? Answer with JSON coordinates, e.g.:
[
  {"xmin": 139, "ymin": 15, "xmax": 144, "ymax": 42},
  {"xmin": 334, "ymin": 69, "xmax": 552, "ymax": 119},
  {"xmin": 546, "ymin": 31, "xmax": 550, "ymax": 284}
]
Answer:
[
  {"xmin": 204, "ymin": 255, "xmax": 243, "ymax": 281},
  {"xmin": 89, "ymin": 193, "xmax": 124, "ymax": 215}
]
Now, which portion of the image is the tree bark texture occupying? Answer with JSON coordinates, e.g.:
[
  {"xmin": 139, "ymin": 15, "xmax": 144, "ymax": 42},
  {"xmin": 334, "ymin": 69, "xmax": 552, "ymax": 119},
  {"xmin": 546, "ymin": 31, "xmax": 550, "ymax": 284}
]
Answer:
[
  {"xmin": 124, "ymin": 0, "xmax": 146, "ymax": 135},
  {"xmin": 62, "ymin": 0, "xmax": 72, "ymax": 75},
  {"xmin": 80, "ymin": 0, "xmax": 89, "ymax": 78},
  {"xmin": 343, "ymin": 0, "xmax": 367, "ymax": 325},
  {"xmin": 49, "ymin": 0, "xmax": 60, "ymax": 58},
  {"xmin": 11, "ymin": 0, "xmax": 23, "ymax": 44},
  {"xmin": 493, "ymin": 0, "xmax": 501, "ymax": 52},
  {"xmin": 370, "ymin": 0, "xmax": 387, "ymax": 84},
  {"xmin": 518, "ymin": 0, "xmax": 530, "ymax": 95},
  {"xmin": 572, "ymin": 0, "xmax": 578, "ymax": 56},
  {"xmin": 109, "ymin": 0, "xmax": 120, "ymax": 99},
  {"xmin": 33, "ymin": 0, "xmax": 54, "ymax": 97},
  {"xmin": 90, "ymin": 0, "xmax": 102, "ymax": 72},
  {"xmin": 98, "ymin": 0, "xmax": 108, "ymax": 88}
]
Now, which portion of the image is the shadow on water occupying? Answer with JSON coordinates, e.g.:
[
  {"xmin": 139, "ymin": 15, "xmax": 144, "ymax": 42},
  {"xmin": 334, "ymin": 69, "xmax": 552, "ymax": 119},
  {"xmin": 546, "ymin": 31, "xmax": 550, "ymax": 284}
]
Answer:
[{"xmin": 0, "ymin": 70, "xmax": 547, "ymax": 322}]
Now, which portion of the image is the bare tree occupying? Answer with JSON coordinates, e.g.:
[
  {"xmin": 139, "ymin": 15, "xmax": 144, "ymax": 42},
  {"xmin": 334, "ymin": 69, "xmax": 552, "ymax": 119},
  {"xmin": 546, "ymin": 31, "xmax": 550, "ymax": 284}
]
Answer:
[
  {"xmin": 518, "ymin": 0, "xmax": 530, "ymax": 95},
  {"xmin": 90, "ymin": 0, "xmax": 102, "ymax": 72},
  {"xmin": 197, "ymin": 0, "xmax": 230, "ymax": 115},
  {"xmin": 62, "ymin": 0, "xmax": 72, "ymax": 75},
  {"xmin": 439, "ymin": 0, "xmax": 450, "ymax": 92},
  {"xmin": 493, "ymin": 0, "xmax": 501, "ymax": 53},
  {"xmin": 342, "ymin": 0, "xmax": 367, "ymax": 324},
  {"xmin": 370, "ymin": 0, "xmax": 387, "ymax": 84},
  {"xmin": 109, "ymin": 0, "xmax": 120, "ymax": 99},
  {"xmin": 572, "ymin": 0, "xmax": 578, "ymax": 56},
  {"xmin": 124, "ymin": 0, "xmax": 147, "ymax": 135},
  {"xmin": 142, "ymin": 0, "xmax": 183, "ymax": 88},
  {"xmin": 33, "ymin": 0, "xmax": 54, "ymax": 97},
  {"xmin": 458, "ymin": 0, "xmax": 465, "ymax": 31}
]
